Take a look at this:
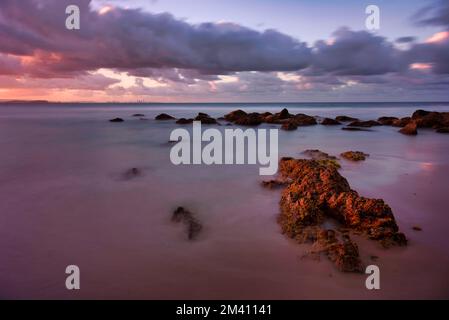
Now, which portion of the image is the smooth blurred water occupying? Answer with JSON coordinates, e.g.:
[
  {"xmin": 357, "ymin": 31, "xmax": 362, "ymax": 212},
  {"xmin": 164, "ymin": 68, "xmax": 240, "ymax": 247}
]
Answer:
[{"xmin": 0, "ymin": 102, "xmax": 448, "ymax": 299}]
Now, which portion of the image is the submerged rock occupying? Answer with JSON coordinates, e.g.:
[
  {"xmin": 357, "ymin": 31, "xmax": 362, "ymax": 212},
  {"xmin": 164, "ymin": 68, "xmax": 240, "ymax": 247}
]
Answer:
[
  {"xmin": 392, "ymin": 117, "xmax": 412, "ymax": 127},
  {"xmin": 348, "ymin": 120, "xmax": 382, "ymax": 128},
  {"xmin": 321, "ymin": 118, "xmax": 341, "ymax": 125},
  {"xmin": 176, "ymin": 118, "xmax": 194, "ymax": 125},
  {"xmin": 123, "ymin": 167, "xmax": 143, "ymax": 180},
  {"xmin": 132, "ymin": 114, "xmax": 145, "ymax": 117},
  {"xmin": 336, "ymin": 116, "xmax": 359, "ymax": 122},
  {"xmin": 172, "ymin": 207, "xmax": 203, "ymax": 240},
  {"xmin": 281, "ymin": 120, "xmax": 298, "ymax": 131},
  {"xmin": 399, "ymin": 121, "xmax": 418, "ymax": 135},
  {"xmin": 436, "ymin": 127, "xmax": 449, "ymax": 133},
  {"xmin": 224, "ymin": 109, "xmax": 247, "ymax": 122},
  {"xmin": 342, "ymin": 127, "xmax": 372, "ymax": 132},
  {"xmin": 261, "ymin": 179, "xmax": 291, "ymax": 189},
  {"xmin": 302, "ymin": 150, "xmax": 341, "ymax": 169},
  {"xmin": 109, "ymin": 118, "xmax": 124, "ymax": 123},
  {"xmin": 309, "ymin": 229, "xmax": 364, "ymax": 273},
  {"xmin": 155, "ymin": 113, "xmax": 176, "ymax": 121},
  {"xmin": 340, "ymin": 151, "xmax": 369, "ymax": 161},
  {"xmin": 294, "ymin": 114, "xmax": 317, "ymax": 126},
  {"xmin": 234, "ymin": 113, "xmax": 263, "ymax": 126},
  {"xmin": 195, "ymin": 113, "xmax": 218, "ymax": 125},
  {"xmin": 378, "ymin": 116, "xmax": 399, "ymax": 125}
]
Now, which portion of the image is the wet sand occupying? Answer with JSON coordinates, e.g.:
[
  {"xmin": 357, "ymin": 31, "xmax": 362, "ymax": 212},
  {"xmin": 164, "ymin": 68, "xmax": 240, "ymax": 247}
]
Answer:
[{"xmin": 0, "ymin": 104, "xmax": 448, "ymax": 299}]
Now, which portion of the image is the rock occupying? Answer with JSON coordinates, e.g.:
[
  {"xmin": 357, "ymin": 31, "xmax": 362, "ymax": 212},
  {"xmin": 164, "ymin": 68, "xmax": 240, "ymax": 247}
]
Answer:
[
  {"xmin": 411, "ymin": 110, "xmax": 449, "ymax": 128},
  {"xmin": 109, "ymin": 118, "xmax": 124, "ymax": 123},
  {"xmin": 321, "ymin": 118, "xmax": 341, "ymax": 125},
  {"xmin": 273, "ymin": 158, "xmax": 407, "ymax": 270},
  {"xmin": 194, "ymin": 113, "xmax": 218, "ymax": 125},
  {"xmin": 336, "ymin": 116, "xmax": 359, "ymax": 122},
  {"xmin": 123, "ymin": 168, "xmax": 142, "ymax": 180},
  {"xmin": 277, "ymin": 158, "xmax": 407, "ymax": 250},
  {"xmin": 412, "ymin": 226, "xmax": 423, "ymax": 231},
  {"xmin": 261, "ymin": 180, "xmax": 290, "ymax": 189},
  {"xmin": 392, "ymin": 117, "xmax": 412, "ymax": 127},
  {"xmin": 155, "ymin": 113, "xmax": 175, "ymax": 121},
  {"xmin": 234, "ymin": 113, "xmax": 263, "ymax": 126},
  {"xmin": 278, "ymin": 108, "xmax": 292, "ymax": 120},
  {"xmin": 224, "ymin": 110, "xmax": 248, "ymax": 122},
  {"xmin": 302, "ymin": 150, "xmax": 340, "ymax": 169},
  {"xmin": 340, "ymin": 151, "xmax": 369, "ymax": 161},
  {"xmin": 348, "ymin": 120, "xmax": 382, "ymax": 128},
  {"xmin": 378, "ymin": 116, "xmax": 399, "ymax": 125},
  {"xmin": 342, "ymin": 127, "xmax": 372, "ymax": 132},
  {"xmin": 281, "ymin": 120, "xmax": 298, "ymax": 131},
  {"xmin": 172, "ymin": 207, "xmax": 203, "ymax": 240},
  {"xmin": 436, "ymin": 127, "xmax": 449, "ymax": 133},
  {"xmin": 176, "ymin": 118, "xmax": 194, "ymax": 125},
  {"xmin": 399, "ymin": 121, "xmax": 418, "ymax": 135},
  {"xmin": 302, "ymin": 149, "xmax": 337, "ymax": 161},
  {"xmin": 294, "ymin": 114, "xmax": 317, "ymax": 126},
  {"xmin": 306, "ymin": 229, "xmax": 363, "ymax": 273},
  {"xmin": 132, "ymin": 114, "xmax": 145, "ymax": 117}
]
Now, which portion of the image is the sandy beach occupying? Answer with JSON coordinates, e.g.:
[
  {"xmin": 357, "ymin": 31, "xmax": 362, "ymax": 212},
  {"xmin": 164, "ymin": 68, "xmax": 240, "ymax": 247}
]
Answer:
[{"xmin": 0, "ymin": 103, "xmax": 448, "ymax": 299}]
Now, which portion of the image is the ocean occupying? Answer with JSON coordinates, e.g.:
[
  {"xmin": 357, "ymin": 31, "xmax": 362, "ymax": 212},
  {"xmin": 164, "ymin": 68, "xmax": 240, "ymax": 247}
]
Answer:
[{"xmin": 1, "ymin": 102, "xmax": 449, "ymax": 299}]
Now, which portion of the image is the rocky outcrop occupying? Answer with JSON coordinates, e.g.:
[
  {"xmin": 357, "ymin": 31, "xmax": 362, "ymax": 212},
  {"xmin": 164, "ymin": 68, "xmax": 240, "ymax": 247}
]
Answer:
[
  {"xmin": 194, "ymin": 113, "xmax": 218, "ymax": 125},
  {"xmin": 399, "ymin": 121, "xmax": 418, "ymax": 135},
  {"xmin": 269, "ymin": 158, "xmax": 406, "ymax": 272},
  {"xmin": 234, "ymin": 113, "xmax": 263, "ymax": 126},
  {"xmin": 411, "ymin": 110, "xmax": 449, "ymax": 129},
  {"xmin": 340, "ymin": 151, "xmax": 369, "ymax": 161},
  {"xmin": 336, "ymin": 116, "xmax": 359, "ymax": 122},
  {"xmin": 176, "ymin": 118, "xmax": 194, "ymax": 125},
  {"xmin": 348, "ymin": 120, "xmax": 382, "ymax": 128},
  {"xmin": 155, "ymin": 113, "xmax": 176, "ymax": 121},
  {"xmin": 294, "ymin": 114, "xmax": 318, "ymax": 126},
  {"xmin": 378, "ymin": 116, "xmax": 399, "ymax": 125},
  {"xmin": 392, "ymin": 117, "xmax": 412, "ymax": 127},
  {"xmin": 109, "ymin": 118, "xmax": 124, "ymax": 123},
  {"xmin": 281, "ymin": 120, "xmax": 298, "ymax": 131},
  {"xmin": 172, "ymin": 207, "xmax": 203, "ymax": 240},
  {"xmin": 321, "ymin": 118, "xmax": 341, "ymax": 125}
]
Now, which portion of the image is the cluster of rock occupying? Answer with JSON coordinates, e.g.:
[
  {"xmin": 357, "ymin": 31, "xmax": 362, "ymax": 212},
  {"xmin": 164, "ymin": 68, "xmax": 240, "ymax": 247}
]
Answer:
[
  {"xmin": 110, "ymin": 108, "xmax": 449, "ymax": 136},
  {"xmin": 263, "ymin": 158, "xmax": 407, "ymax": 272}
]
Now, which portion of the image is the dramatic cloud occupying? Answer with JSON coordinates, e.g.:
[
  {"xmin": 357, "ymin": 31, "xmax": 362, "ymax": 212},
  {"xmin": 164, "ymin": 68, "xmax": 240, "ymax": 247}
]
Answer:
[
  {"xmin": 0, "ymin": 0, "xmax": 448, "ymax": 102},
  {"xmin": 310, "ymin": 28, "xmax": 406, "ymax": 76}
]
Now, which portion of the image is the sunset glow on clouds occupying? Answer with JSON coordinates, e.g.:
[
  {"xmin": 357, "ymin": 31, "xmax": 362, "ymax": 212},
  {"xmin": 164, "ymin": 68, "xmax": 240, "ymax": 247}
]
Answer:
[{"xmin": 0, "ymin": 0, "xmax": 449, "ymax": 102}]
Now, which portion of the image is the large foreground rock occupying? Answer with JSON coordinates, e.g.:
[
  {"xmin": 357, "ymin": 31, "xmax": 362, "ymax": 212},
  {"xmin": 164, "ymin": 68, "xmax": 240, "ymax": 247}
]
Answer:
[{"xmin": 269, "ymin": 158, "xmax": 407, "ymax": 272}]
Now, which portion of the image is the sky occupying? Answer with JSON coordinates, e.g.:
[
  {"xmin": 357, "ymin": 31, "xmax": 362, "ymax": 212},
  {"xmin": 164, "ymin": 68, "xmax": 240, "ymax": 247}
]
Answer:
[{"xmin": 0, "ymin": 0, "xmax": 449, "ymax": 102}]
